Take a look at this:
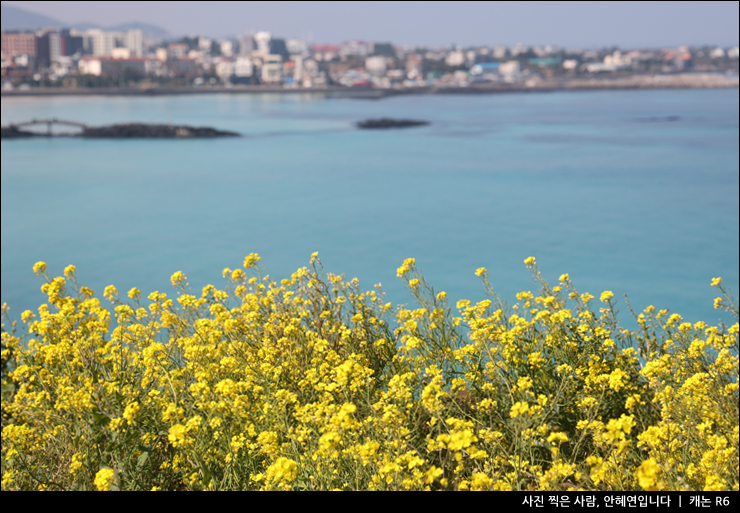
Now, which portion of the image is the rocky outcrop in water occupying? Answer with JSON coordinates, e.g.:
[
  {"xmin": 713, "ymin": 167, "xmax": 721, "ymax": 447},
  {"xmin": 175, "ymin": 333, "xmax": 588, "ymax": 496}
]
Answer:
[
  {"xmin": 82, "ymin": 123, "xmax": 239, "ymax": 138},
  {"xmin": 1, "ymin": 126, "xmax": 36, "ymax": 138},
  {"xmin": 356, "ymin": 118, "xmax": 429, "ymax": 129},
  {"xmin": 1, "ymin": 122, "xmax": 240, "ymax": 139}
]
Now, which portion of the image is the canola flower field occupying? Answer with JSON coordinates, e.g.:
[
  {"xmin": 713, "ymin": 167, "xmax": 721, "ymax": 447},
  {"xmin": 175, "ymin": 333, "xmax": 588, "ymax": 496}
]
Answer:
[{"xmin": 1, "ymin": 254, "xmax": 738, "ymax": 491}]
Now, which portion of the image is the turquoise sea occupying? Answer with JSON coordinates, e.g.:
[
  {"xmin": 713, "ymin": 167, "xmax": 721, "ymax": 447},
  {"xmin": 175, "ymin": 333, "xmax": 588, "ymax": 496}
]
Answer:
[{"xmin": 1, "ymin": 89, "xmax": 738, "ymax": 327}]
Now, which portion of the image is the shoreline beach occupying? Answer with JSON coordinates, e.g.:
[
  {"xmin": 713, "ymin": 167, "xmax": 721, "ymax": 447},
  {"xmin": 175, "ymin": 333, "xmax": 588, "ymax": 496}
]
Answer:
[{"xmin": 1, "ymin": 72, "xmax": 737, "ymax": 99}]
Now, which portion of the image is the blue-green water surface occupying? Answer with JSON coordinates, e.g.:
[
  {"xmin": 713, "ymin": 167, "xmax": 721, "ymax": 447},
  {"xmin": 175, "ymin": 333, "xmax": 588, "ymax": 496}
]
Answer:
[{"xmin": 2, "ymin": 89, "xmax": 738, "ymax": 327}]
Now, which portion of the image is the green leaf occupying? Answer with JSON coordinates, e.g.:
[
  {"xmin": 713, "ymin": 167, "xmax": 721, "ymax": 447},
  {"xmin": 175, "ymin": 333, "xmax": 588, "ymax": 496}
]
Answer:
[
  {"xmin": 136, "ymin": 451, "xmax": 149, "ymax": 470},
  {"xmin": 92, "ymin": 411, "xmax": 109, "ymax": 426}
]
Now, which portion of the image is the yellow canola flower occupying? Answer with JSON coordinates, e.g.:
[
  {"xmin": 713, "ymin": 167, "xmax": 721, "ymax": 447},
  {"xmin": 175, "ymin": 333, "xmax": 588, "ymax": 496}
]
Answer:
[
  {"xmin": 123, "ymin": 401, "xmax": 140, "ymax": 423},
  {"xmin": 5, "ymin": 255, "xmax": 738, "ymax": 492},
  {"xmin": 516, "ymin": 376, "xmax": 533, "ymax": 391},
  {"xmin": 523, "ymin": 256, "xmax": 536, "ymax": 265},
  {"xmin": 446, "ymin": 429, "xmax": 477, "ymax": 451},
  {"xmin": 103, "ymin": 285, "xmax": 118, "ymax": 300},
  {"xmin": 243, "ymin": 252, "xmax": 261, "ymax": 268},
  {"xmin": 711, "ymin": 277, "xmax": 722, "ymax": 287},
  {"xmin": 127, "ymin": 287, "xmax": 140, "ymax": 300},
  {"xmin": 636, "ymin": 458, "xmax": 663, "ymax": 491},
  {"xmin": 168, "ymin": 424, "xmax": 187, "ymax": 447},
  {"xmin": 456, "ymin": 299, "xmax": 471, "ymax": 309},
  {"xmin": 475, "ymin": 267, "xmax": 487, "ymax": 277},
  {"xmin": 608, "ymin": 368, "xmax": 628, "ymax": 392},
  {"xmin": 510, "ymin": 401, "xmax": 530, "ymax": 418},
  {"xmin": 396, "ymin": 258, "xmax": 415, "ymax": 278},
  {"xmin": 559, "ymin": 273, "xmax": 569, "ymax": 282},
  {"xmin": 63, "ymin": 265, "xmax": 76, "ymax": 277},
  {"xmin": 170, "ymin": 271, "xmax": 186, "ymax": 287},
  {"xmin": 470, "ymin": 472, "xmax": 493, "ymax": 491},
  {"xmin": 33, "ymin": 261, "xmax": 47, "ymax": 275},
  {"xmin": 266, "ymin": 457, "xmax": 299, "ymax": 488},
  {"xmin": 600, "ymin": 290, "xmax": 614, "ymax": 303},
  {"xmin": 94, "ymin": 468, "xmax": 115, "ymax": 491},
  {"xmin": 528, "ymin": 352, "xmax": 545, "ymax": 367},
  {"xmin": 318, "ymin": 432, "xmax": 342, "ymax": 458},
  {"xmin": 70, "ymin": 453, "xmax": 84, "ymax": 474},
  {"xmin": 547, "ymin": 432, "xmax": 569, "ymax": 444}
]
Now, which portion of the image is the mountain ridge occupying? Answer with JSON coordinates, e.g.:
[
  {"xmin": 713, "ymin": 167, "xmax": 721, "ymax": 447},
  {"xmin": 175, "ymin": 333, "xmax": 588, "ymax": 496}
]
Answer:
[{"xmin": 1, "ymin": 5, "xmax": 170, "ymax": 39}]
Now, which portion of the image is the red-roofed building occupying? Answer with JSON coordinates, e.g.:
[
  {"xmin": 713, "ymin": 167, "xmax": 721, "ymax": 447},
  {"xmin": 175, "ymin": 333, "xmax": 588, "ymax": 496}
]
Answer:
[{"xmin": 311, "ymin": 44, "xmax": 340, "ymax": 52}]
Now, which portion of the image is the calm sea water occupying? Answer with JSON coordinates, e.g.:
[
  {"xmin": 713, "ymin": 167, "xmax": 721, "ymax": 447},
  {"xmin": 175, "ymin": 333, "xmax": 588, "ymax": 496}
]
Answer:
[{"xmin": 2, "ymin": 89, "xmax": 738, "ymax": 328}]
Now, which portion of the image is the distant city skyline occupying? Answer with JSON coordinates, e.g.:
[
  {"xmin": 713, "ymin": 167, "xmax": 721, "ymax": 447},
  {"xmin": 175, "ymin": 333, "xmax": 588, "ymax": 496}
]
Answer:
[{"xmin": 2, "ymin": 1, "xmax": 739, "ymax": 48}]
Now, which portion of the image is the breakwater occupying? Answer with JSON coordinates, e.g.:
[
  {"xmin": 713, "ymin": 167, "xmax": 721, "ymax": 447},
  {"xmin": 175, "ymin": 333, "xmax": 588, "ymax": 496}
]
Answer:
[{"xmin": 1, "ymin": 119, "xmax": 239, "ymax": 139}]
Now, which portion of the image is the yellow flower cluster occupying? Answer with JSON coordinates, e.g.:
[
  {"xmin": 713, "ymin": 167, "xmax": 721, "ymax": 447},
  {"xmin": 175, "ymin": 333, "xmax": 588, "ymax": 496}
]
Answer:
[
  {"xmin": 1, "ymin": 255, "xmax": 737, "ymax": 491},
  {"xmin": 94, "ymin": 469, "xmax": 116, "ymax": 491}
]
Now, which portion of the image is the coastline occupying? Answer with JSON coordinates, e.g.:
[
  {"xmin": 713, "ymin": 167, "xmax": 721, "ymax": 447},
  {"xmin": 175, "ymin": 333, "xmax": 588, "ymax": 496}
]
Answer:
[{"xmin": 1, "ymin": 72, "xmax": 737, "ymax": 99}]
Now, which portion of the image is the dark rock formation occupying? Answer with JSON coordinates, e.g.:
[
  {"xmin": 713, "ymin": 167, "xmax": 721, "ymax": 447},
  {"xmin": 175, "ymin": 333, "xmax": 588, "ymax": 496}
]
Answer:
[
  {"xmin": 356, "ymin": 118, "xmax": 429, "ymax": 129},
  {"xmin": 0, "ymin": 126, "xmax": 36, "ymax": 138},
  {"xmin": 82, "ymin": 123, "xmax": 239, "ymax": 138},
  {"xmin": 636, "ymin": 116, "xmax": 681, "ymax": 123},
  {"xmin": 2, "ymin": 122, "xmax": 240, "ymax": 139}
]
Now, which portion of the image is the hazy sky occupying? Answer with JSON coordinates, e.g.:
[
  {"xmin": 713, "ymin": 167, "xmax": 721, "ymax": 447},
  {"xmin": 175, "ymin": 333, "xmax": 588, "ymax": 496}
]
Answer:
[{"xmin": 3, "ymin": 1, "xmax": 739, "ymax": 48}]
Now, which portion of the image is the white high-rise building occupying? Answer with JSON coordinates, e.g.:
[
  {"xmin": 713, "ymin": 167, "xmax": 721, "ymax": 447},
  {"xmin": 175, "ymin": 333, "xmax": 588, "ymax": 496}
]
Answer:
[
  {"xmin": 79, "ymin": 29, "xmax": 142, "ymax": 57},
  {"xmin": 239, "ymin": 35, "xmax": 255, "ymax": 55},
  {"xmin": 286, "ymin": 39, "xmax": 308, "ymax": 56},
  {"xmin": 254, "ymin": 31, "xmax": 271, "ymax": 55},
  {"xmin": 499, "ymin": 61, "xmax": 521, "ymax": 82},
  {"xmin": 84, "ymin": 29, "xmax": 115, "ymax": 56},
  {"xmin": 261, "ymin": 54, "xmax": 282, "ymax": 83},
  {"xmin": 445, "ymin": 51, "xmax": 465, "ymax": 67},
  {"xmin": 48, "ymin": 31, "xmax": 62, "ymax": 63},
  {"xmin": 125, "ymin": 30, "xmax": 143, "ymax": 57},
  {"xmin": 365, "ymin": 55, "xmax": 388, "ymax": 76},
  {"xmin": 234, "ymin": 56, "xmax": 253, "ymax": 77},
  {"xmin": 198, "ymin": 37, "xmax": 212, "ymax": 52},
  {"xmin": 220, "ymin": 40, "xmax": 234, "ymax": 57}
]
